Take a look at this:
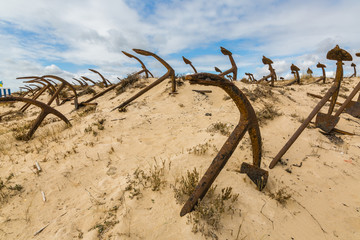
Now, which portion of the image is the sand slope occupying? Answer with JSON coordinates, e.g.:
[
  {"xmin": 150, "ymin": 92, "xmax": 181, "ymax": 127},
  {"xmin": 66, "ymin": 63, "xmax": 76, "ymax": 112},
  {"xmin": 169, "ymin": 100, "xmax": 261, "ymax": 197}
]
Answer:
[{"xmin": 0, "ymin": 76, "xmax": 359, "ymax": 240}]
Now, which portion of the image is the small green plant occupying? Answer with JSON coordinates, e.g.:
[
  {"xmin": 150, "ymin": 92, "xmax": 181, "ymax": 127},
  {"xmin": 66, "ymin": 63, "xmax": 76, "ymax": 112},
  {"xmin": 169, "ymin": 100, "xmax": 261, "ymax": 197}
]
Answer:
[
  {"xmin": 187, "ymin": 141, "xmax": 218, "ymax": 155},
  {"xmin": 125, "ymin": 159, "xmax": 169, "ymax": 199},
  {"xmin": 116, "ymin": 73, "xmax": 140, "ymax": 95},
  {"xmin": 268, "ymin": 188, "xmax": 291, "ymax": 206},
  {"xmin": 89, "ymin": 205, "xmax": 120, "ymax": 238},
  {"xmin": 173, "ymin": 169, "xmax": 239, "ymax": 238},
  {"xmin": 207, "ymin": 122, "xmax": 233, "ymax": 136},
  {"xmin": 11, "ymin": 121, "xmax": 33, "ymax": 141},
  {"xmin": 256, "ymin": 103, "xmax": 282, "ymax": 125},
  {"xmin": 78, "ymin": 87, "xmax": 96, "ymax": 97},
  {"xmin": 0, "ymin": 175, "xmax": 24, "ymax": 203}
]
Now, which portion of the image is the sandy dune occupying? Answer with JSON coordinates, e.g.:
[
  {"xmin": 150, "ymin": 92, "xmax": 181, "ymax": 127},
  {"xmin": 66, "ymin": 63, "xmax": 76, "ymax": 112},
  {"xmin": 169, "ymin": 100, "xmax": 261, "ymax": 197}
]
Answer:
[{"xmin": 0, "ymin": 76, "xmax": 359, "ymax": 240}]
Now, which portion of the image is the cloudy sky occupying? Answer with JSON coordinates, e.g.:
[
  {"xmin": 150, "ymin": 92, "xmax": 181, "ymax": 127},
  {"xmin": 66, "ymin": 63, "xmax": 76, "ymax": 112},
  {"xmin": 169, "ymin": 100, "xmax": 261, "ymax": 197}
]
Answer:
[{"xmin": 0, "ymin": 0, "xmax": 359, "ymax": 90}]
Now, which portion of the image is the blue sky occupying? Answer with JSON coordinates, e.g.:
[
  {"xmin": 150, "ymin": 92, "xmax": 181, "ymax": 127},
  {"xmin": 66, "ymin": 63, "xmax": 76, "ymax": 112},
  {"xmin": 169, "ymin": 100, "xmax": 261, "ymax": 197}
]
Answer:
[{"xmin": 0, "ymin": 0, "xmax": 359, "ymax": 90}]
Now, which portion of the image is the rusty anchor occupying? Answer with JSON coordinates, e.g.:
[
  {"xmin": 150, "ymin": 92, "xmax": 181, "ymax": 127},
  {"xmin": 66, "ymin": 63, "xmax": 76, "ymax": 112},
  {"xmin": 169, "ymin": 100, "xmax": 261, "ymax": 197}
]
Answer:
[
  {"xmin": 182, "ymin": 56, "xmax": 197, "ymax": 73},
  {"xmin": 269, "ymin": 45, "xmax": 352, "ymax": 169},
  {"xmin": 315, "ymin": 46, "xmax": 353, "ymax": 133},
  {"xmin": 180, "ymin": 73, "xmax": 268, "ymax": 217},
  {"xmin": 214, "ymin": 47, "xmax": 237, "ymax": 81},
  {"xmin": 307, "ymin": 68, "xmax": 313, "ymax": 78},
  {"xmin": 72, "ymin": 78, "xmax": 87, "ymax": 87},
  {"xmin": 19, "ymin": 86, "xmax": 34, "ymax": 97},
  {"xmin": 0, "ymin": 96, "xmax": 70, "ymax": 140},
  {"xmin": 350, "ymin": 63, "xmax": 356, "ymax": 78},
  {"xmin": 89, "ymin": 69, "xmax": 112, "ymax": 87},
  {"xmin": 316, "ymin": 62, "xmax": 327, "ymax": 83},
  {"xmin": 245, "ymin": 73, "xmax": 255, "ymax": 82},
  {"xmin": 291, "ymin": 64, "xmax": 300, "ymax": 84},
  {"xmin": 123, "ymin": 51, "xmax": 154, "ymax": 78},
  {"xmin": 262, "ymin": 56, "xmax": 277, "ymax": 86},
  {"xmin": 112, "ymin": 49, "xmax": 176, "ymax": 111},
  {"xmin": 81, "ymin": 76, "xmax": 98, "ymax": 86},
  {"xmin": 18, "ymin": 75, "xmax": 79, "ymax": 110}
]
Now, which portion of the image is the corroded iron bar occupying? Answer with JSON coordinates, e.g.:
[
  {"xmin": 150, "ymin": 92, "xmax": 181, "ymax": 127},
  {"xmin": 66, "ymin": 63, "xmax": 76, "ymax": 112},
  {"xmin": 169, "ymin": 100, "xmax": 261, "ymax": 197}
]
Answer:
[
  {"xmin": 81, "ymin": 76, "xmax": 97, "ymax": 85},
  {"xmin": 217, "ymin": 47, "xmax": 237, "ymax": 81},
  {"xmin": 290, "ymin": 64, "xmax": 300, "ymax": 84},
  {"xmin": 0, "ymin": 96, "xmax": 70, "ymax": 140},
  {"xmin": 181, "ymin": 73, "xmax": 267, "ymax": 216},
  {"xmin": 41, "ymin": 75, "xmax": 79, "ymax": 109},
  {"xmin": 73, "ymin": 78, "xmax": 85, "ymax": 87},
  {"xmin": 269, "ymin": 84, "xmax": 338, "ymax": 169},
  {"xmin": 122, "ymin": 51, "xmax": 154, "ymax": 78},
  {"xmin": 351, "ymin": 63, "xmax": 356, "ymax": 78},
  {"xmin": 112, "ymin": 49, "xmax": 175, "ymax": 111},
  {"xmin": 182, "ymin": 56, "xmax": 197, "ymax": 73},
  {"xmin": 89, "ymin": 69, "xmax": 112, "ymax": 87},
  {"xmin": 262, "ymin": 56, "xmax": 277, "ymax": 86},
  {"xmin": 17, "ymin": 76, "xmax": 49, "ymax": 112}
]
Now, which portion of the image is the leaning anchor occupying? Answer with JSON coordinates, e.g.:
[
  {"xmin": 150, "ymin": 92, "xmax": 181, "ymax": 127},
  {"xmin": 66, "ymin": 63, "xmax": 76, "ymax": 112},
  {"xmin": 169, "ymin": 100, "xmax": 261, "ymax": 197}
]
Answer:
[
  {"xmin": 112, "ymin": 49, "xmax": 176, "ymax": 111},
  {"xmin": 180, "ymin": 73, "xmax": 268, "ymax": 217}
]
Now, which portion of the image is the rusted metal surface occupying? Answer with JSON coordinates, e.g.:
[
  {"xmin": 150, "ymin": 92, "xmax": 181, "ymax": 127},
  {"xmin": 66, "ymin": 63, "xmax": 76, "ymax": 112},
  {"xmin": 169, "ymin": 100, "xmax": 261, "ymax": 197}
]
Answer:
[
  {"xmin": 290, "ymin": 64, "xmax": 300, "ymax": 84},
  {"xmin": 262, "ymin": 56, "xmax": 277, "ymax": 86},
  {"xmin": 269, "ymin": 45, "xmax": 352, "ymax": 168},
  {"xmin": 269, "ymin": 84, "xmax": 338, "ymax": 169},
  {"xmin": 216, "ymin": 47, "xmax": 237, "ymax": 81},
  {"xmin": 307, "ymin": 68, "xmax": 313, "ymax": 77},
  {"xmin": 180, "ymin": 73, "xmax": 267, "ymax": 216},
  {"xmin": 123, "ymin": 51, "xmax": 154, "ymax": 78},
  {"xmin": 0, "ymin": 96, "xmax": 70, "ymax": 140},
  {"xmin": 17, "ymin": 77, "xmax": 50, "ymax": 112},
  {"xmin": 73, "ymin": 78, "xmax": 86, "ymax": 87},
  {"xmin": 350, "ymin": 63, "xmax": 356, "ymax": 78},
  {"xmin": 315, "ymin": 45, "xmax": 352, "ymax": 132},
  {"xmin": 112, "ymin": 49, "xmax": 176, "ymax": 111},
  {"xmin": 81, "ymin": 76, "xmax": 97, "ymax": 85},
  {"xmin": 214, "ymin": 67, "xmax": 222, "ymax": 73},
  {"xmin": 89, "ymin": 69, "xmax": 112, "ymax": 87},
  {"xmin": 245, "ymin": 73, "xmax": 255, "ymax": 82},
  {"xmin": 182, "ymin": 56, "xmax": 197, "ymax": 73},
  {"xmin": 316, "ymin": 62, "xmax": 326, "ymax": 83}
]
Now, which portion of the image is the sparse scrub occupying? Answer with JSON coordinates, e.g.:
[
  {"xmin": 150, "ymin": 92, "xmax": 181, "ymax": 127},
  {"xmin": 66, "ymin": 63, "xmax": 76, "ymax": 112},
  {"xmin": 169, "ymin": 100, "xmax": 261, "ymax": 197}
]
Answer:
[
  {"xmin": 125, "ymin": 159, "xmax": 170, "ymax": 199},
  {"xmin": 11, "ymin": 121, "xmax": 33, "ymax": 140},
  {"xmin": 90, "ymin": 205, "xmax": 120, "ymax": 238},
  {"xmin": 207, "ymin": 122, "xmax": 233, "ymax": 136},
  {"xmin": 0, "ymin": 174, "xmax": 24, "ymax": 203},
  {"xmin": 268, "ymin": 188, "xmax": 291, "ymax": 206},
  {"xmin": 78, "ymin": 105, "xmax": 96, "ymax": 117},
  {"xmin": 187, "ymin": 141, "xmax": 218, "ymax": 155},
  {"xmin": 256, "ymin": 103, "xmax": 282, "ymax": 125},
  {"xmin": 78, "ymin": 87, "xmax": 96, "ymax": 97},
  {"xmin": 115, "ymin": 73, "xmax": 140, "ymax": 95},
  {"xmin": 172, "ymin": 169, "xmax": 239, "ymax": 238},
  {"xmin": 242, "ymin": 85, "xmax": 277, "ymax": 102}
]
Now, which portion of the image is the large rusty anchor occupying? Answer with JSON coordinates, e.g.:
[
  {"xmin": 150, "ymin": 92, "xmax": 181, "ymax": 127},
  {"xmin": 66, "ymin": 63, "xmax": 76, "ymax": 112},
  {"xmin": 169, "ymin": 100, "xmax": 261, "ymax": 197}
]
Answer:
[
  {"xmin": 214, "ymin": 47, "xmax": 237, "ymax": 81},
  {"xmin": 122, "ymin": 51, "xmax": 154, "ymax": 78},
  {"xmin": 112, "ymin": 49, "xmax": 176, "ymax": 111},
  {"xmin": 182, "ymin": 56, "xmax": 197, "ymax": 73},
  {"xmin": 180, "ymin": 73, "xmax": 268, "ymax": 216},
  {"xmin": 20, "ymin": 77, "xmax": 60, "ymax": 106},
  {"xmin": 315, "ymin": 46, "xmax": 353, "ymax": 132},
  {"xmin": 316, "ymin": 62, "xmax": 326, "ymax": 83},
  {"xmin": 0, "ymin": 97, "xmax": 70, "ymax": 140},
  {"xmin": 20, "ymin": 75, "xmax": 79, "ymax": 109},
  {"xmin": 89, "ymin": 69, "xmax": 112, "ymax": 87},
  {"xmin": 269, "ymin": 45, "xmax": 352, "ymax": 169},
  {"xmin": 262, "ymin": 56, "xmax": 277, "ymax": 86}
]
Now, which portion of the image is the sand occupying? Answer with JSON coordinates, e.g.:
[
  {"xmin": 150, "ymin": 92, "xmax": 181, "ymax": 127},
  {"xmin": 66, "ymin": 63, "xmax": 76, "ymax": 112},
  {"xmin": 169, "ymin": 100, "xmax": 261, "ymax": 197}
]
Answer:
[{"xmin": 0, "ymin": 76, "xmax": 359, "ymax": 240}]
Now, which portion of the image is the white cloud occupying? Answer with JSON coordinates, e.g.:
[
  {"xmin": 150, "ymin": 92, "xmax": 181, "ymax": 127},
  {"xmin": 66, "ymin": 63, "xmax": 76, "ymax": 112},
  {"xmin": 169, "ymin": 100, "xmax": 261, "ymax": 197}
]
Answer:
[{"xmin": 0, "ymin": 0, "xmax": 359, "ymax": 90}]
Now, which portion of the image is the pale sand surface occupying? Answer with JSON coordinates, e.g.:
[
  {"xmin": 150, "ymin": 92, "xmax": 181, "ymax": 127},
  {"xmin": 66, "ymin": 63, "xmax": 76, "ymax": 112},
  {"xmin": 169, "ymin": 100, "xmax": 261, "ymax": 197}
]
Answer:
[{"xmin": 0, "ymin": 77, "xmax": 359, "ymax": 239}]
